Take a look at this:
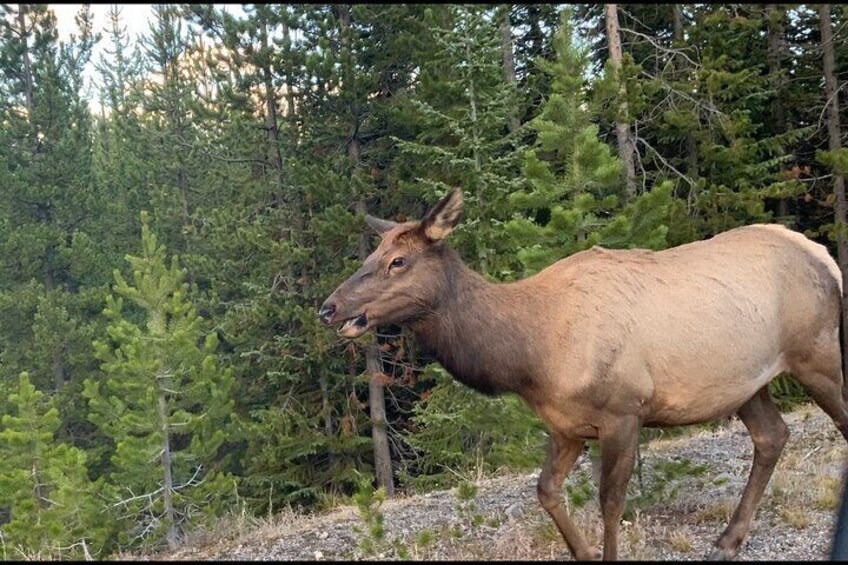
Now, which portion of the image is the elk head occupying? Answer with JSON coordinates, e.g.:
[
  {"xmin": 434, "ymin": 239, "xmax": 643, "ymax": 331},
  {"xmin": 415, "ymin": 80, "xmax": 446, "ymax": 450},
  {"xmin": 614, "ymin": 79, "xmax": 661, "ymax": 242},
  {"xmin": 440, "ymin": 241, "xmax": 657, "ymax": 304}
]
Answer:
[{"xmin": 318, "ymin": 189, "xmax": 464, "ymax": 338}]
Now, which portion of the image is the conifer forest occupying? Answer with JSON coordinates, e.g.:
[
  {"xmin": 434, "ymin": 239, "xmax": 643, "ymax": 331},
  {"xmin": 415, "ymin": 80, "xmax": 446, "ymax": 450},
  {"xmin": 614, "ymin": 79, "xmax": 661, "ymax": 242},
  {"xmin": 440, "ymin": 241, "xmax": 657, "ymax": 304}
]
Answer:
[{"xmin": 1, "ymin": 3, "xmax": 848, "ymax": 558}]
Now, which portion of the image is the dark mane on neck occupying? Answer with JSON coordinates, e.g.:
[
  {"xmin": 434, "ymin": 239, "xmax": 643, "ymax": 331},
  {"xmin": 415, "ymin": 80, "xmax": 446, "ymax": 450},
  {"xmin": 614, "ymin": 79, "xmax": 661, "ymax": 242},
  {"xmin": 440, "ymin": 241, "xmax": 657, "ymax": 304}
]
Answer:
[{"xmin": 410, "ymin": 246, "xmax": 539, "ymax": 397}]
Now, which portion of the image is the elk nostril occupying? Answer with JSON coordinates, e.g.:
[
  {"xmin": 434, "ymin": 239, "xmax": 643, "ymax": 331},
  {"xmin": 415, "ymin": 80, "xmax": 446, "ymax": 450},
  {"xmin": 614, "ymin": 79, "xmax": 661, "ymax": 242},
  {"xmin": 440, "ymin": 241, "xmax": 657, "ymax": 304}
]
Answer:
[{"xmin": 318, "ymin": 302, "xmax": 336, "ymax": 324}]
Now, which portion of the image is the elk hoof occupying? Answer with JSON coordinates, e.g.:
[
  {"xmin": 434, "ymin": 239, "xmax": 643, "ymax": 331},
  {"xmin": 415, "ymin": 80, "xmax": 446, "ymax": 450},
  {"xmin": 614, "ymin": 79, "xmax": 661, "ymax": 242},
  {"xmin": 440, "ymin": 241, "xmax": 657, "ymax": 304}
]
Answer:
[
  {"xmin": 577, "ymin": 546, "xmax": 602, "ymax": 561},
  {"xmin": 706, "ymin": 547, "xmax": 734, "ymax": 560}
]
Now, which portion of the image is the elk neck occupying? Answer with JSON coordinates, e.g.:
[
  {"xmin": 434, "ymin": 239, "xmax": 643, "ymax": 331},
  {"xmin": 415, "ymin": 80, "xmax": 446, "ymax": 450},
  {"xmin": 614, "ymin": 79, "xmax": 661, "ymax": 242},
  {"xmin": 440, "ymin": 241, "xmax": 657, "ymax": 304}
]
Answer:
[{"xmin": 409, "ymin": 246, "xmax": 542, "ymax": 397}]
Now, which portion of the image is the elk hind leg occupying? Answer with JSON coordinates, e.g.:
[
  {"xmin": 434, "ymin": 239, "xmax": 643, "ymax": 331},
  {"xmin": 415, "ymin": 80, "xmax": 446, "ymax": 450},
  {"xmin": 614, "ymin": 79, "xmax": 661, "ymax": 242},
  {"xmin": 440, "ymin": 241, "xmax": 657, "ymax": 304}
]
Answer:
[
  {"xmin": 537, "ymin": 434, "xmax": 597, "ymax": 560},
  {"xmin": 708, "ymin": 386, "xmax": 788, "ymax": 560},
  {"xmin": 790, "ymin": 343, "xmax": 848, "ymax": 441}
]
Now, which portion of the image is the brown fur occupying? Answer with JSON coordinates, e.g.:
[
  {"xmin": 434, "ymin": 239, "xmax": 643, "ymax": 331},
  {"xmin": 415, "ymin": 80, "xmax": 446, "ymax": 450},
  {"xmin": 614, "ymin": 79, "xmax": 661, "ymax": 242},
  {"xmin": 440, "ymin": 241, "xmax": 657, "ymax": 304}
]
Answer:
[{"xmin": 319, "ymin": 190, "xmax": 848, "ymax": 560}]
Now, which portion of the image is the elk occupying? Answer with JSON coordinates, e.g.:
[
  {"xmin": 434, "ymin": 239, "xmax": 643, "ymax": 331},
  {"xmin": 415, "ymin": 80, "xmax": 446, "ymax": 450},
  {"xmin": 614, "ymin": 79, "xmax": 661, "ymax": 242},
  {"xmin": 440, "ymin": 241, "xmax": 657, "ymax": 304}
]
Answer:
[{"xmin": 318, "ymin": 189, "xmax": 848, "ymax": 560}]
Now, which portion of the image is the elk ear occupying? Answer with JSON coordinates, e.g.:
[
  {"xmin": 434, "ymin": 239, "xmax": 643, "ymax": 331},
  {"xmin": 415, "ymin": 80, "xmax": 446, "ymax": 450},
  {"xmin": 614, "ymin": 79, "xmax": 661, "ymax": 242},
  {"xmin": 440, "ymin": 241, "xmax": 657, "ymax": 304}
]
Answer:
[
  {"xmin": 365, "ymin": 215, "xmax": 398, "ymax": 237},
  {"xmin": 421, "ymin": 189, "xmax": 463, "ymax": 241}
]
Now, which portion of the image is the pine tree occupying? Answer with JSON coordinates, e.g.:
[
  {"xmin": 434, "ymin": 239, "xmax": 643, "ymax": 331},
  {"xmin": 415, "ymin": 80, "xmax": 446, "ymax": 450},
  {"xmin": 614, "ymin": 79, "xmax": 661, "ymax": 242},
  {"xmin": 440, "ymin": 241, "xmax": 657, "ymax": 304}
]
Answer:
[
  {"xmin": 0, "ymin": 4, "xmax": 114, "ymax": 450},
  {"xmin": 504, "ymin": 9, "xmax": 673, "ymax": 276},
  {"xmin": 394, "ymin": 4, "xmax": 526, "ymax": 278},
  {"xmin": 83, "ymin": 212, "xmax": 235, "ymax": 550},
  {"xmin": 400, "ymin": 365, "xmax": 546, "ymax": 491},
  {"xmin": 386, "ymin": 5, "xmax": 544, "ymax": 487},
  {"xmin": 0, "ymin": 372, "xmax": 106, "ymax": 559}
]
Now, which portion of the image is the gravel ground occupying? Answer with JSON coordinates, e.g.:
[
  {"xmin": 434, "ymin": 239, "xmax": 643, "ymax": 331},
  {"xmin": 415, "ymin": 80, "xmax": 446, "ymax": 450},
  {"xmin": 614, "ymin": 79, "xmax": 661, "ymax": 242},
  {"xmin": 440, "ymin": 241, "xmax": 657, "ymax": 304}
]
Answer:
[{"xmin": 145, "ymin": 404, "xmax": 847, "ymax": 561}]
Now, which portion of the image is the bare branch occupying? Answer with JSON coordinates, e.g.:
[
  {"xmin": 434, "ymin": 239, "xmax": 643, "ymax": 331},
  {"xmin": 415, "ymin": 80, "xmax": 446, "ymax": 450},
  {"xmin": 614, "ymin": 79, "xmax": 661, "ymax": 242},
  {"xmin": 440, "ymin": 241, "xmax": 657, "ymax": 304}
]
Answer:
[
  {"xmin": 634, "ymin": 134, "xmax": 698, "ymax": 190},
  {"xmin": 618, "ymin": 26, "xmax": 700, "ymax": 69}
]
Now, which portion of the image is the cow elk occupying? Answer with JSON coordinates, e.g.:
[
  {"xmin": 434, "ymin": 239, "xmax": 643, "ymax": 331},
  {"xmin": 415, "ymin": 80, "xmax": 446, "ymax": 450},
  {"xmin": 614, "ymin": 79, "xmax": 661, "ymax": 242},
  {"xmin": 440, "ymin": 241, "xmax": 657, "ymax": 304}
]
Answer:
[{"xmin": 319, "ymin": 189, "xmax": 848, "ymax": 560}]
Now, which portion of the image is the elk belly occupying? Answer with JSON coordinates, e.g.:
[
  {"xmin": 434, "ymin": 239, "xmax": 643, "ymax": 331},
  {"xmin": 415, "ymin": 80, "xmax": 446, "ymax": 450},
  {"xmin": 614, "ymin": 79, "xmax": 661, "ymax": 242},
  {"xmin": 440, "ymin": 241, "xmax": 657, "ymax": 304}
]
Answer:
[{"xmin": 646, "ymin": 353, "xmax": 788, "ymax": 426}]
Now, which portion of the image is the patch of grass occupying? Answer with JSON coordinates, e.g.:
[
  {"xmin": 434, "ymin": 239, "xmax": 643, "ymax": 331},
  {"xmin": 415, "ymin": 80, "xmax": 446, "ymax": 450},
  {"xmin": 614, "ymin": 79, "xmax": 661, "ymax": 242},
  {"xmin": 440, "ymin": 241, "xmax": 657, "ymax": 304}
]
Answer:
[
  {"xmin": 531, "ymin": 521, "xmax": 561, "ymax": 545},
  {"xmin": 823, "ymin": 446, "xmax": 846, "ymax": 463},
  {"xmin": 621, "ymin": 511, "xmax": 647, "ymax": 558},
  {"xmin": 814, "ymin": 476, "xmax": 842, "ymax": 511},
  {"xmin": 667, "ymin": 529, "xmax": 693, "ymax": 553},
  {"xmin": 179, "ymin": 499, "xmax": 299, "ymax": 551},
  {"xmin": 696, "ymin": 499, "xmax": 735, "ymax": 524},
  {"xmin": 565, "ymin": 472, "xmax": 595, "ymax": 509},
  {"xmin": 778, "ymin": 505, "xmax": 811, "ymax": 530},
  {"xmin": 779, "ymin": 452, "xmax": 800, "ymax": 469},
  {"xmin": 769, "ymin": 473, "xmax": 791, "ymax": 504},
  {"xmin": 415, "ymin": 529, "xmax": 433, "ymax": 548},
  {"xmin": 625, "ymin": 457, "xmax": 709, "ymax": 518}
]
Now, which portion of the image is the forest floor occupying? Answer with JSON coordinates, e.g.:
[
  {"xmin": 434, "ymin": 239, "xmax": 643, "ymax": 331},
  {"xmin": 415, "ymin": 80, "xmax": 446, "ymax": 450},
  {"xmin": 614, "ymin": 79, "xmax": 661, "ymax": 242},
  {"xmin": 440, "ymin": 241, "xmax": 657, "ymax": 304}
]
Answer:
[{"xmin": 137, "ymin": 403, "xmax": 846, "ymax": 561}]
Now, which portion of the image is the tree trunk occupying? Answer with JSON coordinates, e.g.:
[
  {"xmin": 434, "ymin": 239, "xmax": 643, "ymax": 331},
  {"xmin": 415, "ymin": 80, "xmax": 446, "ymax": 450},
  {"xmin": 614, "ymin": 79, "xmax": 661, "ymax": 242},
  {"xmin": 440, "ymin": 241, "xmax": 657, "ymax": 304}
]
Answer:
[
  {"xmin": 820, "ymin": 3, "xmax": 848, "ymax": 379},
  {"xmin": 20, "ymin": 7, "xmax": 67, "ymax": 391},
  {"xmin": 319, "ymin": 370, "xmax": 334, "ymax": 469},
  {"xmin": 260, "ymin": 18, "xmax": 282, "ymax": 175},
  {"xmin": 767, "ymin": 4, "xmax": 789, "ymax": 218},
  {"xmin": 150, "ymin": 307, "xmax": 178, "ymax": 550},
  {"xmin": 340, "ymin": 4, "xmax": 394, "ymax": 498},
  {"xmin": 156, "ymin": 379, "xmax": 179, "ymax": 550},
  {"xmin": 281, "ymin": 12, "xmax": 298, "ymax": 143},
  {"xmin": 604, "ymin": 3, "xmax": 637, "ymax": 200},
  {"xmin": 355, "ymin": 199, "xmax": 395, "ymax": 498},
  {"xmin": 672, "ymin": 5, "xmax": 698, "ymax": 181},
  {"xmin": 17, "ymin": 5, "xmax": 34, "ymax": 117},
  {"xmin": 366, "ymin": 341, "xmax": 394, "ymax": 497},
  {"xmin": 463, "ymin": 19, "xmax": 486, "ymax": 273},
  {"xmin": 499, "ymin": 5, "xmax": 519, "ymax": 134},
  {"xmin": 52, "ymin": 346, "xmax": 66, "ymax": 391}
]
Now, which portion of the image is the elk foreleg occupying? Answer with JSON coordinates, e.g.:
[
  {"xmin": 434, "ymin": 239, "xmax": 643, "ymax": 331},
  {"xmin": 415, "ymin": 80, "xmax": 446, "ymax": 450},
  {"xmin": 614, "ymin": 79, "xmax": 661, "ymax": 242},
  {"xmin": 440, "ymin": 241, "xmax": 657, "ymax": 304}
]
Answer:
[
  {"xmin": 598, "ymin": 416, "xmax": 640, "ymax": 561},
  {"xmin": 537, "ymin": 434, "xmax": 597, "ymax": 560},
  {"xmin": 708, "ymin": 386, "xmax": 788, "ymax": 560}
]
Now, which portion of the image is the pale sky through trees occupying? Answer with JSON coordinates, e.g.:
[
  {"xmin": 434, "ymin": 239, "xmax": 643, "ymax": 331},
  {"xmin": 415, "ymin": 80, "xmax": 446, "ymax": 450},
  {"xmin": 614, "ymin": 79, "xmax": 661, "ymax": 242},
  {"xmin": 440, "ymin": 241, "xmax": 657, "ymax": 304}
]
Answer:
[{"xmin": 49, "ymin": 4, "xmax": 244, "ymax": 111}]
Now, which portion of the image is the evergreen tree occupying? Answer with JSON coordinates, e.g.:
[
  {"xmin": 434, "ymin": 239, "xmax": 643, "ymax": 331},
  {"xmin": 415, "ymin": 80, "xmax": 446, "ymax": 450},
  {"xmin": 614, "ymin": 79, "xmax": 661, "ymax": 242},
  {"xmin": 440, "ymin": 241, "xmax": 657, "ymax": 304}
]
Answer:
[
  {"xmin": 83, "ymin": 212, "xmax": 235, "ymax": 550},
  {"xmin": 504, "ymin": 10, "xmax": 673, "ymax": 275},
  {"xmin": 400, "ymin": 365, "xmax": 546, "ymax": 490},
  {"xmin": 388, "ymin": 5, "xmax": 543, "ymax": 487},
  {"xmin": 394, "ymin": 4, "xmax": 526, "ymax": 278},
  {"xmin": 0, "ymin": 3, "xmax": 111, "ymax": 450},
  {"xmin": 0, "ymin": 372, "xmax": 106, "ymax": 559}
]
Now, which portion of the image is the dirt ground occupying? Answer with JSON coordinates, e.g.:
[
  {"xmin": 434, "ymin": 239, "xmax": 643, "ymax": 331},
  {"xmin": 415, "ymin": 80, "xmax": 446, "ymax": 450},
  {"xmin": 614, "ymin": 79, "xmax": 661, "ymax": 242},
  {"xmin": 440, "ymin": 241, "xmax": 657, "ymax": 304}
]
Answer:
[{"xmin": 139, "ymin": 403, "xmax": 847, "ymax": 561}]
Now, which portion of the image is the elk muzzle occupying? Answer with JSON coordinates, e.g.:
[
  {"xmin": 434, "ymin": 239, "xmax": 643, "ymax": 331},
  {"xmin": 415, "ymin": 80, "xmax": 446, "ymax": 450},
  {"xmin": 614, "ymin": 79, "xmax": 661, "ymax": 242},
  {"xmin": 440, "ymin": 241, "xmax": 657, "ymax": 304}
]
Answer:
[
  {"xmin": 318, "ymin": 300, "xmax": 336, "ymax": 325},
  {"xmin": 318, "ymin": 296, "xmax": 370, "ymax": 338}
]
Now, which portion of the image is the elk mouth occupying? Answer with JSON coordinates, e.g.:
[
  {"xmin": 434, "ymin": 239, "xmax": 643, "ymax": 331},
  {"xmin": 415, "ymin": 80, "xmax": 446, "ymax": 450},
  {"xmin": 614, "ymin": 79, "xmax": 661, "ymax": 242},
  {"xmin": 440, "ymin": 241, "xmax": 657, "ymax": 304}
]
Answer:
[{"xmin": 339, "ymin": 312, "xmax": 369, "ymax": 338}]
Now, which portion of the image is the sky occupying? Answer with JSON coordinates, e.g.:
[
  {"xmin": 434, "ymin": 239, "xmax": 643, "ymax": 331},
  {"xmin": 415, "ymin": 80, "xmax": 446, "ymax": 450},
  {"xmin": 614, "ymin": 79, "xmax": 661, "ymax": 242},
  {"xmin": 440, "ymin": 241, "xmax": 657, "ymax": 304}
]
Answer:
[
  {"xmin": 51, "ymin": 4, "xmax": 156, "ymax": 44},
  {"xmin": 49, "ymin": 4, "xmax": 244, "ymax": 110}
]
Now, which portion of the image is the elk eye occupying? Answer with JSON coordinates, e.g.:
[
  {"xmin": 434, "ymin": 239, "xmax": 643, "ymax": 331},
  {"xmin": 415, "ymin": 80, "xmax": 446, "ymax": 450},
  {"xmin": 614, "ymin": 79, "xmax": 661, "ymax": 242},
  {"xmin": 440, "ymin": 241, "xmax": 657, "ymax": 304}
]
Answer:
[{"xmin": 389, "ymin": 257, "xmax": 406, "ymax": 269}]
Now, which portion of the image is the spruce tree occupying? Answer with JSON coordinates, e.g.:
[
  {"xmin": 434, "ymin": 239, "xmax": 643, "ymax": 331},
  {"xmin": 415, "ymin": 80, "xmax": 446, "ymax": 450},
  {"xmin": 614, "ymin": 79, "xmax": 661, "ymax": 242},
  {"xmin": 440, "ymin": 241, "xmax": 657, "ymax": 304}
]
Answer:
[{"xmin": 394, "ymin": 4, "xmax": 527, "ymax": 279}]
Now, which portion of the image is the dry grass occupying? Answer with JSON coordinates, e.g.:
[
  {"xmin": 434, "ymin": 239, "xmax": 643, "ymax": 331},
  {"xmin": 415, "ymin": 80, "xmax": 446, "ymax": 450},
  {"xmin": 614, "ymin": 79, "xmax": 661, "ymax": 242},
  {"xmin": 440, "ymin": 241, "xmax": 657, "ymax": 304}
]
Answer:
[
  {"xmin": 667, "ymin": 529, "xmax": 694, "ymax": 553},
  {"xmin": 695, "ymin": 498, "xmax": 736, "ymax": 524},
  {"xmin": 182, "ymin": 504, "xmax": 303, "ymax": 550},
  {"xmin": 768, "ymin": 471, "xmax": 793, "ymax": 505},
  {"xmin": 779, "ymin": 451, "xmax": 801, "ymax": 470},
  {"xmin": 814, "ymin": 476, "xmax": 843, "ymax": 511},
  {"xmin": 620, "ymin": 510, "xmax": 650, "ymax": 559},
  {"xmin": 777, "ymin": 505, "xmax": 811, "ymax": 530},
  {"xmin": 530, "ymin": 521, "xmax": 561, "ymax": 546}
]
